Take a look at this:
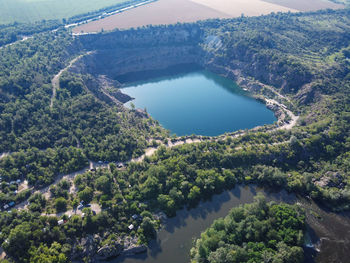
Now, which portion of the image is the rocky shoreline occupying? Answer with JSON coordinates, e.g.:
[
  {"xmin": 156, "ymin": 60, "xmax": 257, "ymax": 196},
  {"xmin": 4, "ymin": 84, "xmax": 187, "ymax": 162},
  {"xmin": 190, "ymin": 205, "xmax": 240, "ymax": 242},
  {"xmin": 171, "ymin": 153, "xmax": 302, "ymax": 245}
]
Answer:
[{"xmin": 71, "ymin": 235, "xmax": 147, "ymax": 262}]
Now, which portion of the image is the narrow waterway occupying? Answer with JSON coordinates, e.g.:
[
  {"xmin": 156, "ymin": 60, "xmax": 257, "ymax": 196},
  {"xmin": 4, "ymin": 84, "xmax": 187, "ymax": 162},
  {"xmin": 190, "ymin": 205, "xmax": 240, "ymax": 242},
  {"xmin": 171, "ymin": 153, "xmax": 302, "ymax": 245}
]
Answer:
[
  {"xmin": 112, "ymin": 185, "xmax": 350, "ymax": 263},
  {"xmin": 113, "ymin": 185, "xmax": 297, "ymax": 263}
]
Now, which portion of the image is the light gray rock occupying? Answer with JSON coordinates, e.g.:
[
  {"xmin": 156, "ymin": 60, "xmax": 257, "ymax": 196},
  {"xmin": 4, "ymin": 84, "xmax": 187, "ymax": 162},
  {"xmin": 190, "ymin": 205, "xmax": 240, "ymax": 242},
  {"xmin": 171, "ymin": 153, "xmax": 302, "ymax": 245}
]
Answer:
[{"xmin": 96, "ymin": 242, "xmax": 123, "ymax": 260}]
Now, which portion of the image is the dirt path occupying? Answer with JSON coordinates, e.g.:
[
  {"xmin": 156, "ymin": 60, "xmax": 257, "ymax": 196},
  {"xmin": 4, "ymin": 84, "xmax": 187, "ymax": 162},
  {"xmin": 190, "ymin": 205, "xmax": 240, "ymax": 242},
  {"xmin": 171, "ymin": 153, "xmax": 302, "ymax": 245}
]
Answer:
[
  {"xmin": 12, "ymin": 84, "xmax": 298, "ymax": 214},
  {"xmin": 18, "ymin": 180, "xmax": 29, "ymax": 193},
  {"xmin": 14, "ymin": 163, "xmax": 93, "ymax": 210},
  {"xmin": 14, "ymin": 91, "xmax": 297, "ymax": 208},
  {"xmin": 42, "ymin": 203, "xmax": 102, "ymax": 218},
  {"xmin": 265, "ymin": 98, "xmax": 299, "ymax": 130},
  {"xmin": 0, "ymin": 36, "xmax": 33, "ymax": 50},
  {"xmin": 50, "ymin": 52, "xmax": 92, "ymax": 108}
]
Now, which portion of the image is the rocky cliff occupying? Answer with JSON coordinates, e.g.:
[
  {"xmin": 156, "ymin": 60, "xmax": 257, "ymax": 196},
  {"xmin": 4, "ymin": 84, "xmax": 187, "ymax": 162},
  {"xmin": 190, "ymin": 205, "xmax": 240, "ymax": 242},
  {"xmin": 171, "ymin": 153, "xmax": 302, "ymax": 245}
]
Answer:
[{"xmin": 73, "ymin": 24, "xmax": 311, "ymax": 104}]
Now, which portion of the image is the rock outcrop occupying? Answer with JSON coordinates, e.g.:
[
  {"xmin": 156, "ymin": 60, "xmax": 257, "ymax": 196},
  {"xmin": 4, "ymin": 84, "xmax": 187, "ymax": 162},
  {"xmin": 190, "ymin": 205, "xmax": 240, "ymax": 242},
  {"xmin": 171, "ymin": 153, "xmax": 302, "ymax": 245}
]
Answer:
[
  {"xmin": 123, "ymin": 244, "xmax": 147, "ymax": 255},
  {"xmin": 71, "ymin": 235, "xmax": 99, "ymax": 261},
  {"xmin": 71, "ymin": 235, "xmax": 148, "ymax": 262},
  {"xmin": 96, "ymin": 242, "xmax": 123, "ymax": 260},
  {"xmin": 314, "ymin": 171, "xmax": 345, "ymax": 189}
]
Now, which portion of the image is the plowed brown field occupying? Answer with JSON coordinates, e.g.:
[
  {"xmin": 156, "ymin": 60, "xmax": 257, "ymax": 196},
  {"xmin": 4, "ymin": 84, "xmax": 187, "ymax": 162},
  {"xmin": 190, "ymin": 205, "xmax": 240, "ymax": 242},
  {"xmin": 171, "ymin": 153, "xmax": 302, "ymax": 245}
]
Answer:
[
  {"xmin": 72, "ymin": 0, "xmax": 344, "ymax": 34},
  {"xmin": 73, "ymin": 0, "xmax": 231, "ymax": 33}
]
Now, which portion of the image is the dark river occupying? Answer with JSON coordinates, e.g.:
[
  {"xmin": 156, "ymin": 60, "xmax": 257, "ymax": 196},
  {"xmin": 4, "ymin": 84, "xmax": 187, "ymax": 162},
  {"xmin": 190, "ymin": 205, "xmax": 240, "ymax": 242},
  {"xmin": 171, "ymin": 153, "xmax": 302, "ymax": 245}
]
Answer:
[
  {"xmin": 112, "ymin": 185, "xmax": 350, "ymax": 263},
  {"xmin": 114, "ymin": 185, "xmax": 296, "ymax": 263}
]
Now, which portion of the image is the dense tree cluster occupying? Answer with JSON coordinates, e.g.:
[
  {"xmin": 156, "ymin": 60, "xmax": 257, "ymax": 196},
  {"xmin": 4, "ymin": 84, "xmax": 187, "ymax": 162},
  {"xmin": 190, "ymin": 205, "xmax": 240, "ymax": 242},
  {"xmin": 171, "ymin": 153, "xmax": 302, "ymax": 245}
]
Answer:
[
  {"xmin": 0, "ymin": 7, "xmax": 350, "ymax": 263},
  {"xmin": 0, "ymin": 28, "xmax": 166, "ymax": 210},
  {"xmin": 190, "ymin": 197, "xmax": 305, "ymax": 263},
  {"xmin": 0, "ymin": 20, "xmax": 62, "ymax": 47},
  {"xmin": 201, "ymin": 9, "xmax": 350, "ymax": 94}
]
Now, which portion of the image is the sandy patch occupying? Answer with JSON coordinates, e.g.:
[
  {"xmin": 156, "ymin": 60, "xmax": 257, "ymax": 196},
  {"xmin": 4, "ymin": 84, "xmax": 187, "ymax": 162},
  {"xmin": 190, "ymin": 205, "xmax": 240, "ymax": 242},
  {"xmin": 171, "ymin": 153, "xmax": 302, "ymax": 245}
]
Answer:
[
  {"xmin": 73, "ymin": 0, "xmax": 231, "ymax": 33},
  {"xmin": 18, "ymin": 180, "xmax": 29, "ymax": 193}
]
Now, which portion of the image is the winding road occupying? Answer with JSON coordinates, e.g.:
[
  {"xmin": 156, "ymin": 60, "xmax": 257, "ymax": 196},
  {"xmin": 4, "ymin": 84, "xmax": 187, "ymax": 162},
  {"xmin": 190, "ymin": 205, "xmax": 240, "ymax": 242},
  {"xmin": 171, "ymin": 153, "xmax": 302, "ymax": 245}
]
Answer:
[
  {"xmin": 50, "ymin": 52, "xmax": 92, "ymax": 108},
  {"xmin": 12, "ymin": 63, "xmax": 299, "ymax": 216}
]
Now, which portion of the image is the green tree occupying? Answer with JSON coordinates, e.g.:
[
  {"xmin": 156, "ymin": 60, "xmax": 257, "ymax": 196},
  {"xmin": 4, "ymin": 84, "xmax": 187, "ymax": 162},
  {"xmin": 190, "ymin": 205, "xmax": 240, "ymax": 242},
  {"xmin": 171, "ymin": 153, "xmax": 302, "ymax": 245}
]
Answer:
[
  {"xmin": 78, "ymin": 186, "xmax": 94, "ymax": 204},
  {"xmin": 3, "ymin": 222, "xmax": 32, "ymax": 261},
  {"xmin": 29, "ymin": 242, "xmax": 69, "ymax": 263},
  {"xmin": 95, "ymin": 175, "xmax": 111, "ymax": 194},
  {"xmin": 55, "ymin": 197, "xmax": 68, "ymax": 213}
]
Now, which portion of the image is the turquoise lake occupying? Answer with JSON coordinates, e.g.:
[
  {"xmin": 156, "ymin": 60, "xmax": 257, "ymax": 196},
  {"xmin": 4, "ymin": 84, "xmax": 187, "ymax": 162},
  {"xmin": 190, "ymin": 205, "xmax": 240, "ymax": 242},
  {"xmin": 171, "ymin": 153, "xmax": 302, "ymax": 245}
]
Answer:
[{"xmin": 122, "ymin": 69, "xmax": 276, "ymax": 136}]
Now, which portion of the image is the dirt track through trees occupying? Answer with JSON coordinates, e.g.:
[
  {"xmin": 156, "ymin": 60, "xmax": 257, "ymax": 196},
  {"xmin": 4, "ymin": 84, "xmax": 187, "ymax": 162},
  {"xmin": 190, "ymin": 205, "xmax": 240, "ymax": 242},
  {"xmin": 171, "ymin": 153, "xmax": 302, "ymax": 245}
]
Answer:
[{"xmin": 50, "ymin": 52, "xmax": 92, "ymax": 108}]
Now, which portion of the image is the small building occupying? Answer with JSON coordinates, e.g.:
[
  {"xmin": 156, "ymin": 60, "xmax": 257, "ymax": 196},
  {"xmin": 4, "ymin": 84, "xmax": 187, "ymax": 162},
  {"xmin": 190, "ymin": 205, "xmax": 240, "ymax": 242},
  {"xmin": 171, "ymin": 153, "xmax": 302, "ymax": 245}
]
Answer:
[
  {"xmin": 131, "ymin": 214, "xmax": 139, "ymax": 220},
  {"xmin": 116, "ymin": 162, "xmax": 124, "ymax": 168},
  {"xmin": 58, "ymin": 219, "xmax": 64, "ymax": 225},
  {"xmin": 3, "ymin": 204, "xmax": 9, "ymax": 210},
  {"xmin": 128, "ymin": 224, "xmax": 134, "ymax": 230}
]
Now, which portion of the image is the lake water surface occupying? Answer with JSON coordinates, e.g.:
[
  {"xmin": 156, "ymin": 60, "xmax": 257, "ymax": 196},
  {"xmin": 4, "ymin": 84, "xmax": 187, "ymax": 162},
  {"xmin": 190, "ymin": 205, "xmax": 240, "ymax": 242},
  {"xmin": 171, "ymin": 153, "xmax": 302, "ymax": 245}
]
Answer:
[
  {"xmin": 117, "ymin": 69, "xmax": 350, "ymax": 263},
  {"xmin": 122, "ymin": 70, "xmax": 276, "ymax": 136}
]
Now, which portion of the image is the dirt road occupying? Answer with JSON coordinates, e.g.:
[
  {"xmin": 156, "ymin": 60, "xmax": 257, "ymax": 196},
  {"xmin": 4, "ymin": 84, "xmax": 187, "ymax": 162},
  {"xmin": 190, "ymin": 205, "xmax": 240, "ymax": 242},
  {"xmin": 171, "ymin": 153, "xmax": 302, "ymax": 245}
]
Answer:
[{"xmin": 50, "ymin": 52, "xmax": 92, "ymax": 108}]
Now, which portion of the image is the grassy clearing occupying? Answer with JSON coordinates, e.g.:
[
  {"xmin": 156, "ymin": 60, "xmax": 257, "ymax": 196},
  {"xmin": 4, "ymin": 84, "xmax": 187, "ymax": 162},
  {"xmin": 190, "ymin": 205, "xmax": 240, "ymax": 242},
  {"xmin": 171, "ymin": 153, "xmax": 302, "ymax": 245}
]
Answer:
[{"xmin": 0, "ymin": 0, "xmax": 130, "ymax": 24}]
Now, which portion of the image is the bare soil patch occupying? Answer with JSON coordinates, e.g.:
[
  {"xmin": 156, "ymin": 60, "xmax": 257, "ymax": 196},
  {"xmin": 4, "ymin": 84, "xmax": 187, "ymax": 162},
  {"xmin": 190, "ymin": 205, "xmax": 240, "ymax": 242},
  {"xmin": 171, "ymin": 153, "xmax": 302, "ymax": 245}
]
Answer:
[
  {"xmin": 261, "ymin": 0, "xmax": 344, "ymax": 11},
  {"xmin": 73, "ymin": 0, "xmax": 231, "ymax": 33},
  {"xmin": 73, "ymin": 0, "xmax": 345, "ymax": 34},
  {"xmin": 189, "ymin": 0, "xmax": 297, "ymax": 16}
]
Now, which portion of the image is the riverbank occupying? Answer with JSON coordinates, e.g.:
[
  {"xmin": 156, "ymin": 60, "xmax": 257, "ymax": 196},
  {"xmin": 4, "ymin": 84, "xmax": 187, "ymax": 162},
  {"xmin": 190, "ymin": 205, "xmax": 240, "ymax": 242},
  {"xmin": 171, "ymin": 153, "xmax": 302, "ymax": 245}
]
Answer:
[{"xmin": 111, "ymin": 185, "xmax": 350, "ymax": 263}]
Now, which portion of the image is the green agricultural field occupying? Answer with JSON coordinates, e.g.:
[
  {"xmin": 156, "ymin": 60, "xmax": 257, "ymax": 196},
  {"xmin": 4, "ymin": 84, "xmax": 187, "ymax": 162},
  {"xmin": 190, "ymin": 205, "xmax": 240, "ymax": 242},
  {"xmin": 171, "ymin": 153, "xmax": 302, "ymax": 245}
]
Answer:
[{"xmin": 0, "ymin": 0, "xmax": 130, "ymax": 24}]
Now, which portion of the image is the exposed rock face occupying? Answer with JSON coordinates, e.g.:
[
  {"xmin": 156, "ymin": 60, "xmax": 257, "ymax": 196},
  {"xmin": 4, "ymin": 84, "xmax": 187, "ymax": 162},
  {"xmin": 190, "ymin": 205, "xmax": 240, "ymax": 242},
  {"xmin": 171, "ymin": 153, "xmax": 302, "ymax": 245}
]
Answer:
[
  {"xmin": 71, "ymin": 235, "xmax": 147, "ymax": 262},
  {"xmin": 134, "ymin": 108, "xmax": 149, "ymax": 118},
  {"xmin": 75, "ymin": 24, "xmax": 314, "ymax": 105},
  {"xmin": 71, "ymin": 235, "xmax": 99, "ymax": 261},
  {"xmin": 314, "ymin": 171, "xmax": 345, "ymax": 189},
  {"xmin": 73, "ymin": 46, "xmax": 200, "ymax": 83},
  {"xmin": 153, "ymin": 211, "xmax": 167, "ymax": 222},
  {"xmin": 96, "ymin": 242, "xmax": 123, "ymax": 260},
  {"xmin": 112, "ymin": 90, "xmax": 133, "ymax": 103},
  {"xmin": 295, "ymin": 83, "xmax": 316, "ymax": 104},
  {"xmin": 123, "ymin": 244, "xmax": 147, "ymax": 255}
]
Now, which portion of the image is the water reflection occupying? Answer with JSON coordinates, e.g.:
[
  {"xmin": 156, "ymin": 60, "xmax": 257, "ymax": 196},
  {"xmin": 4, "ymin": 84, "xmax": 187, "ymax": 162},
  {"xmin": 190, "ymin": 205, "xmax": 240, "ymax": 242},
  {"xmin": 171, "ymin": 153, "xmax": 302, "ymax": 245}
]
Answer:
[{"xmin": 121, "ymin": 69, "xmax": 276, "ymax": 136}]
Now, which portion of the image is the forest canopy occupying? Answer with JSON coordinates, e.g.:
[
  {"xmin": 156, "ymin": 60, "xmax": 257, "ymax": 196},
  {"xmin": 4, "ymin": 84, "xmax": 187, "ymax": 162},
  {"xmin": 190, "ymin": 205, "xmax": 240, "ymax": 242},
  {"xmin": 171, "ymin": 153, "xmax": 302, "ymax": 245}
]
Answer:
[{"xmin": 190, "ymin": 197, "xmax": 305, "ymax": 263}]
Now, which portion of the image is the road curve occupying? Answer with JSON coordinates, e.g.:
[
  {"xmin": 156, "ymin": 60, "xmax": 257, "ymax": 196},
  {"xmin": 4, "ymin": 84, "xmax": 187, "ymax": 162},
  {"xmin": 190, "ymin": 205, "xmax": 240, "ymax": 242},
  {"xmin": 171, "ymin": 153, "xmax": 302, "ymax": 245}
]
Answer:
[{"xmin": 50, "ymin": 52, "xmax": 92, "ymax": 108}]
